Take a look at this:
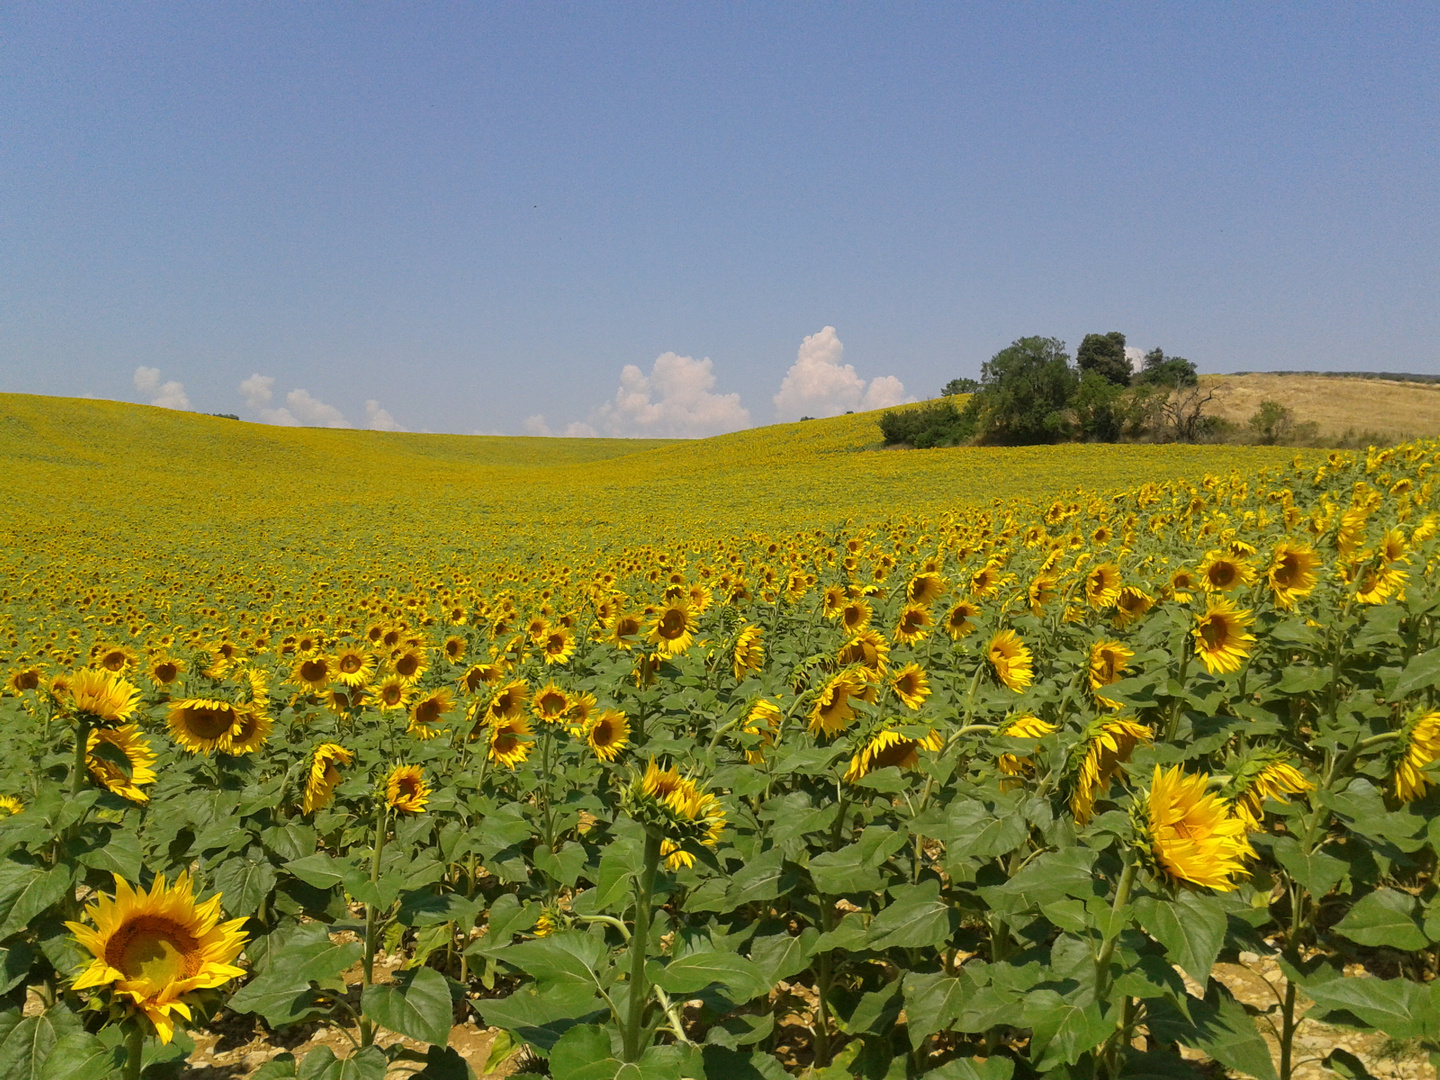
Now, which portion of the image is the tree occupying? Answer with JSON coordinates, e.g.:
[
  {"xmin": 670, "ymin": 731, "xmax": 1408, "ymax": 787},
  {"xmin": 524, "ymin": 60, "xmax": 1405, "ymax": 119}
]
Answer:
[
  {"xmin": 878, "ymin": 400, "xmax": 976, "ymax": 448},
  {"xmin": 1247, "ymin": 400, "xmax": 1292, "ymax": 445},
  {"xmin": 1070, "ymin": 371, "xmax": 1126, "ymax": 442},
  {"xmin": 1076, "ymin": 332, "xmax": 1131, "ymax": 386},
  {"xmin": 941, "ymin": 377, "xmax": 980, "ymax": 396},
  {"xmin": 1158, "ymin": 384, "xmax": 1218, "ymax": 442},
  {"xmin": 1133, "ymin": 348, "xmax": 1198, "ymax": 388},
  {"xmin": 971, "ymin": 337, "xmax": 1077, "ymax": 444}
]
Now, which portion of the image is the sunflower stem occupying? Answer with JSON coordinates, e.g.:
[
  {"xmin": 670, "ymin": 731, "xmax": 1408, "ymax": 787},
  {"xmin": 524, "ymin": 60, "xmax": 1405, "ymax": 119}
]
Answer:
[
  {"xmin": 1094, "ymin": 856, "xmax": 1137, "ymax": 1000},
  {"xmin": 360, "ymin": 802, "xmax": 388, "ymax": 1047},
  {"xmin": 71, "ymin": 715, "xmax": 91, "ymax": 797},
  {"xmin": 122, "ymin": 1023, "xmax": 145, "ymax": 1080},
  {"xmin": 1164, "ymin": 633, "xmax": 1190, "ymax": 743},
  {"xmin": 621, "ymin": 828, "xmax": 663, "ymax": 1063}
]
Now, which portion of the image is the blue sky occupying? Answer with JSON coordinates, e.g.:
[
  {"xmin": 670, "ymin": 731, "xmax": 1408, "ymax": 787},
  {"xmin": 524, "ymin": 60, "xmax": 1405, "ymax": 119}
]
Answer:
[{"xmin": 2, "ymin": 4, "xmax": 1436, "ymax": 436}]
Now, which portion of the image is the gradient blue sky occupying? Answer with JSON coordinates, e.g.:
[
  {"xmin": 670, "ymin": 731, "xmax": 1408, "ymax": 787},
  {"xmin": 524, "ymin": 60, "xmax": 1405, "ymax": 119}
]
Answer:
[{"xmin": 3, "ymin": 4, "xmax": 1436, "ymax": 435}]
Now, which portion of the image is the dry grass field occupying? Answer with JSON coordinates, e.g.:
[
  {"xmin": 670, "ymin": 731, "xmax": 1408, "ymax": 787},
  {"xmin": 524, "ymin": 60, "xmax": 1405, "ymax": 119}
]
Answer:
[{"xmin": 1200, "ymin": 372, "xmax": 1440, "ymax": 442}]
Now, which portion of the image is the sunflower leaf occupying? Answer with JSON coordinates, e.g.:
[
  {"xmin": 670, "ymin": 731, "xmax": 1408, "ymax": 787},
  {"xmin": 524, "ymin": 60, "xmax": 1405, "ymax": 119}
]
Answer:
[
  {"xmin": 1133, "ymin": 890, "xmax": 1227, "ymax": 984},
  {"xmin": 1332, "ymin": 888, "xmax": 1430, "ymax": 951},
  {"xmin": 360, "ymin": 967, "xmax": 453, "ymax": 1046},
  {"xmin": 0, "ymin": 861, "xmax": 73, "ymax": 943}
]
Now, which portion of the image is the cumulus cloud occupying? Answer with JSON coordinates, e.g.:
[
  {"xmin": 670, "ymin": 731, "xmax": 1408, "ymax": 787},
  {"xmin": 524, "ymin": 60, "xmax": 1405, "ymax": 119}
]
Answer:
[
  {"xmin": 772, "ymin": 327, "xmax": 909, "ymax": 420},
  {"xmin": 284, "ymin": 389, "xmax": 349, "ymax": 428},
  {"xmin": 589, "ymin": 352, "xmax": 750, "ymax": 438},
  {"xmin": 1125, "ymin": 346, "xmax": 1145, "ymax": 371},
  {"xmin": 133, "ymin": 366, "xmax": 190, "ymax": 410},
  {"xmin": 240, "ymin": 373, "xmax": 275, "ymax": 409},
  {"xmin": 365, "ymin": 400, "xmax": 404, "ymax": 432},
  {"xmin": 238, "ymin": 374, "xmax": 350, "ymax": 427},
  {"xmin": 523, "ymin": 413, "xmax": 600, "ymax": 438}
]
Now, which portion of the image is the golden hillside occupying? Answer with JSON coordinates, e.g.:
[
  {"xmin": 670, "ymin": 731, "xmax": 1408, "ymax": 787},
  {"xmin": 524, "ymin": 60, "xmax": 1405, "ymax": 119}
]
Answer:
[{"xmin": 1199, "ymin": 372, "xmax": 1440, "ymax": 442}]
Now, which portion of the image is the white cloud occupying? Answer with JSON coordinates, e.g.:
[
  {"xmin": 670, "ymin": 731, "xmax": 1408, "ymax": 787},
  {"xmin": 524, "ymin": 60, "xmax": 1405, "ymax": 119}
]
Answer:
[
  {"xmin": 284, "ymin": 389, "xmax": 349, "ymax": 428},
  {"xmin": 772, "ymin": 326, "xmax": 909, "ymax": 420},
  {"xmin": 523, "ymin": 414, "xmax": 552, "ymax": 437},
  {"xmin": 564, "ymin": 420, "xmax": 598, "ymax": 438},
  {"xmin": 590, "ymin": 352, "xmax": 750, "ymax": 438},
  {"xmin": 365, "ymin": 400, "xmax": 404, "ymax": 432},
  {"xmin": 133, "ymin": 365, "xmax": 189, "ymax": 410},
  {"xmin": 1125, "ymin": 346, "xmax": 1145, "ymax": 368},
  {"xmin": 240, "ymin": 373, "xmax": 275, "ymax": 408}
]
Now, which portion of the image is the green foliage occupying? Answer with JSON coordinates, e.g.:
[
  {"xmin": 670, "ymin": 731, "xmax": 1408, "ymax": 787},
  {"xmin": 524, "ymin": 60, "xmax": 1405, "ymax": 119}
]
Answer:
[
  {"xmin": 1133, "ymin": 347, "xmax": 1199, "ymax": 388},
  {"xmin": 877, "ymin": 400, "xmax": 977, "ymax": 448},
  {"xmin": 971, "ymin": 336, "xmax": 1078, "ymax": 444},
  {"xmin": 1076, "ymin": 331, "xmax": 1131, "ymax": 386},
  {"xmin": 941, "ymin": 377, "xmax": 980, "ymax": 396}
]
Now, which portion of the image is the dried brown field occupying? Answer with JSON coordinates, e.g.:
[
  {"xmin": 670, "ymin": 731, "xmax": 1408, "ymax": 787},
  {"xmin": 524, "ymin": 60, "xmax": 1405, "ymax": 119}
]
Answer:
[{"xmin": 1199, "ymin": 372, "xmax": 1440, "ymax": 443}]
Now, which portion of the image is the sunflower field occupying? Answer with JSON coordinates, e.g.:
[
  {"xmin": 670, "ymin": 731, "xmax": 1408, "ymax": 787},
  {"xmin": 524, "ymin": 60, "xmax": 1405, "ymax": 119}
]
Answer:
[{"xmin": 1, "ymin": 395, "xmax": 1439, "ymax": 1080}]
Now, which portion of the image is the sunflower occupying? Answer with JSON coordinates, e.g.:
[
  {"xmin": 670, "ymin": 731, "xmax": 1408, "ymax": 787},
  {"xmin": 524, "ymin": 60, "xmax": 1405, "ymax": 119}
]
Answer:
[
  {"xmin": 890, "ymin": 663, "xmax": 930, "ymax": 710},
  {"xmin": 87, "ymin": 725, "xmax": 157, "ymax": 803},
  {"xmin": 742, "ymin": 699, "xmax": 782, "ymax": 764},
  {"xmin": 1027, "ymin": 575, "xmax": 1057, "ymax": 617},
  {"xmin": 732, "ymin": 625, "xmax": 765, "ymax": 681},
  {"xmin": 1168, "ymin": 568, "xmax": 1197, "ymax": 603},
  {"xmin": 1191, "ymin": 599, "xmax": 1256, "ymax": 676},
  {"xmin": 1112, "ymin": 587, "xmax": 1154, "ymax": 628},
  {"xmin": 1069, "ymin": 717, "xmax": 1151, "ymax": 824},
  {"xmin": 837, "ymin": 629, "xmax": 890, "ymax": 677},
  {"xmin": 821, "ymin": 585, "xmax": 847, "ymax": 618},
  {"xmin": 1145, "ymin": 766, "xmax": 1253, "ymax": 891},
  {"xmin": 371, "ymin": 674, "xmax": 411, "ymax": 712},
  {"xmin": 907, "ymin": 572, "xmax": 947, "ymax": 607},
  {"xmin": 1348, "ymin": 560, "xmax": 1407, "ymax": 606},
  {"xmin": 291, "ymin": 654, "xmax": 333, "ymax": 693},
  {"xmin": 332, "ymin": 646, "xmax": 376, "ymax": 689},
  {"xmin": 167, "ymin": 699, "xmax": 244, "ymax": 755},
  {"xmin": 987, "ymin": 630, "xmax": 1033, "ymax": 693},
  {"xmin": 584, "ymin": 709, "xmax": 630, "ymax": 763},
  {"xmin": 5, "ymin": 666, "xmax": 41, "ymax": 694},
  {"xmin": 390, "ymin": 646, "xmax": 429, "ymax": 684},
  {"xmin": 386, "ymin": 765, "xmax": 430, "ymax": 815},
  {"xmin": 837, "ymin": 599, "xmax": 873, "ymax": 633},
  {"xmin": 1226, "ymin": 755, "xmax": 1313, "ymax": 831},
  {"xmin": 566, "ymin": 690, "xmax": 598, "ymax": 728},
  {"xmin": 69, "ymin": 668, "xmax": 142, "ymax": 728},
  {"xmin": 609, "ymin": 613, "xmax": 644, "ymax": 650},
  {"xmin": 94, "ymin": 643, "xmax": 139, "ymax": 673},
  {"xmin": 628, "ymin": 760, "xmax": 726, "ymax": 850},
  {"xmin": 997, "ymin": 714, "xmax": 1057, "ymax": 783},
  {"xmin": 0, "ymin": 795, "xmax": 21, "ymax": 816},
  {"xmin": 489, "ymin": 714, "xmax": 534, "ymax": 768},
  {"xmin": 647, "ymin": 603, "xmax": 695, "ymax": 658},
  {"xmin": 808, "ymin": 670, "xmax": 877, "ymax": 737},
  {"xmin": 1084, "ymin": 563, "xmax": 1122, "ymax": 609},
  {"xmin": 1266, "ymin": 541, "xmax": 1322, "ymax": 609},
  {"xmin": 303, "ymin": 743, "xmax": 353, "ymax": 814},
  {"xmin": 1088, "ymin": 640, "xmax": 1133, "ymax": 709},
  {"xmin": 442, "ymin": 635, "xmax": 467, "ymax": 663},
  {"xmin": 943, "ymin": 601, "xmax": 979, "ymax": 640},
  {"xmin": 66, "ymin": 871, "xmax": 248, "ymax": 1043},
  {"xmin": 843, "ymin": 727, "xmax": 943, "ymax": 783},
  {"xmin": 225, "ymin": 707, "xmax": 272, "ymax": 755},
  {"xmin": 147, "ymin": 656, "xmax": 185, "ymax": 687},
  {"xmin": 893, "ymin": 604, "xmax": 933, "ymax": 646},
  {"xmin": 1393, "ymin": 710, "xmax": 1440, "ymax": 802},
  {"xmin": 541, "ymin": 627, "xmax": 576, "ymax": 665},
  {"xmin": 1198, "ymin": 550, "xmax": 1255, "ymax": 593},
  {"xmin": 400, "ymin": 688, "xmax": 450, "ymax": 741},
  {"xmin": 970, "ymin": 560, "xmax": 1003, "ymax": 599},
  {"xmin": 459, "ymin": 661, "xmax": 505, "ymax": 695}
]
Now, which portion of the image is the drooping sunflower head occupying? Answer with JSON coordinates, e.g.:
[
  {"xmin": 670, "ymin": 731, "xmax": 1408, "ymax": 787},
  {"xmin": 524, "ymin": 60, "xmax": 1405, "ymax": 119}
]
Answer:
[
  {"xmin": 386, "ymin": 765, "xmax": 430, "ymax": 815},
  {"xmin": 906, "ymin": 572, "xmax": 947, "ymax": 607},
  {"xmin": 842, "ymin": 727, "xmax": 943, "ymax": 784},
  {"xmin": 731, "ymin": 625, "xmax": 765, "ymax": 681},
  {"xmin": 1087, "ymin": 640, "xmax": 1134, "ymax": 708},
  {"xmin": 987, "ymin": 629, "xmax": 1033, "ymax": 693},
  {"xmin": 1191, "ymin": 599, "xmax": 1256, "ymax": 676},
  {"xmin": 585, "ymin": 709, "xmax": 630, "ymax": 763},
  {"xmin": 1392, "ymin": 709, "xmax": 1440, "ymax": 803},
  {"xmin": 1224, "ymin": 753, "xmax": 1313, "ymax": 830},
  {"xmin": 69, "ymin": 668, "xmax": 142, "ymax": 728},
  {"xmin": 624, "ymin": 758, "xmax": 727, "ymax": 848},
  {"xmin": 1067, "ymin": 717, "xmax": 1152, "ymax": 824},
  {"xmin": 1142, "ymin": 765, "xmax": 1254, "ymax": 891},
  {"xmin": 303, "ymin": 743, "xmax": 353, "ymax": 814},
  {"xmin": 167, "ymin": 699, "xmax": 244, "ymax": 755},
  {"xmin": 1084, "ymin": 562, "xmax": 1123, "ymax": 609},
  {"xmin": 87, "ymin": 725, "xmax": 158, "ymax": 803},
  {"xmin": 893, "ymin": 604, "xmax": 933, "ymax": 645},
  {"xmin": 65, "ymin": 871, "xmax": 249, "ymax": 1043},
  {"xmin": 996, "ymin": 713, "xmax": 1057, "ymax": 785},
  {"xmin": 890, "ymin": 663, "xmax": 930, "ymax": 711},
  {"xmin": 225, "ymin": 707, "xmax": 272, "ymax": 756},
  {"xmin": 742, "ymin": 699, "xmax": 783, "ymax": 764},
  {"xmin": 459, "ymin": 661, "xmax": 505, "ymax": 695},
  {"xmin": 1027, "ymin": 575, "xmax": 1058, "ymax": 616},
  {"xmin": 1112, "ymin": 587, "xmax": 1154, "ymax": 627}
]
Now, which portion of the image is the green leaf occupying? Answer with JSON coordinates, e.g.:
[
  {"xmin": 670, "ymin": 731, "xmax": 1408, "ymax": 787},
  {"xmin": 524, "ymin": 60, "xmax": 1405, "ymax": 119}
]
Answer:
[
  {"xmin": 414, "ymin": 1044, "xmax": 476, "ymax": 1080},
  {"xmin": 0, "ymin": 1013, "xmax": 59, "ymax": 1080},
  {"xmin": 36, "ymin": 1032, "xmax": 118, "ymax": 1080},
  {"xmin": 1394, "ymin": 649, "xmax": 1440, "ymax": 700},
  {"xmin": 700, "ymin": 1045, "xmax": 791, "ymax": 1080},
  {"xmin": 282, "ymin": 853, "xmax": 352, "ymax": 890},
  {"xmin": 502, "ymin": 932, "xmax": 608, "ymax": 990},
  {"xmin": 1332, "ymin": 889, "xmax": 1429, "ymax": 951},
  {"xmin": 398, "ymin": 890, "xmax": 482, "ymax": 929},
  {"xmin": 980, "ymin": 847, "xmax": 1098, "ymax": 915},
  {"xmin": 1270, "ymin": 837, "xmax": 1346, "ymax": 898},
  {"xmin": 211, "ymin": 851, "xmax": 278, "ymax": 918},
  {"xmin": 1022, "ymin": 990, "xmax": 1111, "ymax": 1071},
  {"xmin": 360, "ymin": 967, "xmax": 453, "ymax": 1046},
  {"xmin": 1323, "ymin": 1048, "xmax": 1380, "ymax": 1080},
  {"xmin": 296, "ymin": 1045, "xmax": 388, "ymax": 1080},
  {"xmin": 1302, "ymin": 974, "xmax": 1436, "ymax": 1040},
  {"xmin": 902, "ymin": 970, "xmax": 967, "ymax": 1046},
  {"xmin": 76, "ymin": 829, "xmax": 142, "ymax": 881},
  {"xmin": 1133, "ymin": 890, "xmax": 1227, "ymax": 984},
  {"xmin": 548, "ymin": 1024, "xmax": 621, "ymax": 1080},
  {"xmin": 748, "ymin": 931, "xmax": 814, "ymax": 986},
  {"xmin": 729, "ymin": 849, "xmax": 799, "ymax": 905},
  {"xmin": 1148, "ymin": 985, "xmax": 1278, "ymax": 1080},
  {"xmin": 866, "ymin": 880, "xmax": 958, "ymax": 950},
  {"xmin": 226, "ymin": 974, "xmax": 325, "ymax": 1028},
  {"xmin": 0, "ymin": 863, "xmax": 72, "ymax": 943},
  {"xmin": 477, "ymin": 984, "xmax": 607, "ymax": 1053},
  {"xmin": 251, "ymin": 1055, "xmax": 298, "ymax": 1080},
  {"xmin": 926, "ymin": 1056, "xmax": 1015, "ymax": 1080},
  {"xmin": 0, "ymin": 943, "xmax": 34, "ymax": 996},
  {"xmin": 262, "ymin": 823, "xmax": 317, "ymax": 862},
  {"xmin": 654, "ymin": 950, "xmax": 769, "ymax": 1002},
  {"xmin": 807, "ymin": 844, "xmax": 884, "ymax": 895}
]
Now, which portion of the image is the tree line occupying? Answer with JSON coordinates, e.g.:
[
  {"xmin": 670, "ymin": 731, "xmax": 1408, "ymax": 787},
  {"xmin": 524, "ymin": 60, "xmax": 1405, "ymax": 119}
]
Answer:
[{"xmin": 880, "ymin": 332, "xmax": 1205, "ymax": 448}]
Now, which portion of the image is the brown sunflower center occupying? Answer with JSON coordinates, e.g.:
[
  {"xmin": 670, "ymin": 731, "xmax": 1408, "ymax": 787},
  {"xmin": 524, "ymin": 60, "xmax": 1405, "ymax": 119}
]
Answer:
[
  {"xmin": 338, "ymin": 653, "xmax": 364, "ymax": 674},
  {"xmin": 658, "ymin": 610, "xmax": 687, "ymax": 639},
  {"xmin": 415, "ymin": 700, "xmax": 442, "ymax": 725},
  {"xmin": 395, "ymin": 654, "xmax": 420, "ymax": 677},
  {"xmin": 300, "ymin": 659, "xmax": 328, "ymax": 682},
  {"xmin": 183, "ymin": 706, "xmax": 237, "ymax": 741},
  {"xmin": 153, "ymin": 662, "xmax": 178, "ymax": 684}
]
